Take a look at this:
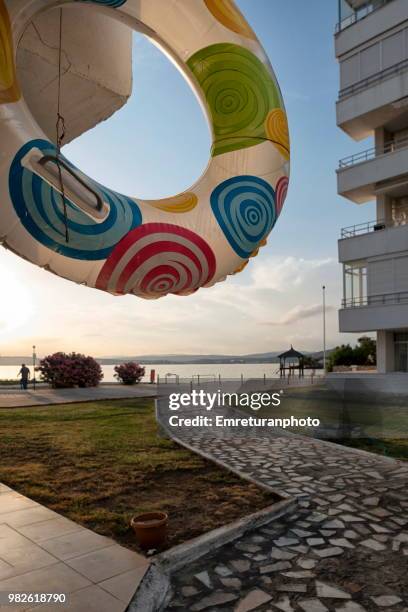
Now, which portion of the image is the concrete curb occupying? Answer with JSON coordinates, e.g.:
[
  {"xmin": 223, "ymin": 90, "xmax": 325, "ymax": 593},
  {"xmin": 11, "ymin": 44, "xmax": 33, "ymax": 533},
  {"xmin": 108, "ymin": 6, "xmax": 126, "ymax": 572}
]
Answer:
[
  {"xmin": 127, "ymin": 497, "xmax": 296, "ymax": 612},
  {"xmin": 126, "ymin": 400, "xmax": 298, "ymax": 611}
]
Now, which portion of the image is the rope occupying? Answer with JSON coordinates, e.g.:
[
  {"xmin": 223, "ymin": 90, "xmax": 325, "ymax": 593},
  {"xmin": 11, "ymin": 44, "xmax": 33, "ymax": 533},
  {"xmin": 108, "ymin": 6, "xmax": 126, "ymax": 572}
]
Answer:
[{"xmin": 56, "ymin": 8, "xmax": 69, "ymax": 243}]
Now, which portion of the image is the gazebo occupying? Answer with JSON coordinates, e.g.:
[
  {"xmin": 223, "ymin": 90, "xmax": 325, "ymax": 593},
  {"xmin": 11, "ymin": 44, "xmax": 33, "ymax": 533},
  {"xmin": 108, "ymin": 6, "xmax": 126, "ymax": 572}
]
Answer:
[{"xmin": 278, "ymin": 346, "xmax": 305, "ymax": 378}]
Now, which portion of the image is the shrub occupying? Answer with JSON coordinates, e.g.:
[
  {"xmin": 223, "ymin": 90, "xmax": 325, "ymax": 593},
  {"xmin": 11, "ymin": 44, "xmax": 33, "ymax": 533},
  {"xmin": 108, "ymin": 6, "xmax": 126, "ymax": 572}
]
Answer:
[
  {"xmin": 114, "ymin": 362, "xmax": 145, "ymax": 385},
  {"xmin": 38, "ymin": 352, "xmax": 103, "ymax": 388}
]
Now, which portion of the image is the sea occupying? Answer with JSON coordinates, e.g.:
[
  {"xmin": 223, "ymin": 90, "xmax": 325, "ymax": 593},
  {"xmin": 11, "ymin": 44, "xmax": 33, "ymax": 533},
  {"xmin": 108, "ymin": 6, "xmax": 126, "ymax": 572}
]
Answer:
[{"xmin": 0, "ymin": 363, "xmax": 283, "ymax": 383}]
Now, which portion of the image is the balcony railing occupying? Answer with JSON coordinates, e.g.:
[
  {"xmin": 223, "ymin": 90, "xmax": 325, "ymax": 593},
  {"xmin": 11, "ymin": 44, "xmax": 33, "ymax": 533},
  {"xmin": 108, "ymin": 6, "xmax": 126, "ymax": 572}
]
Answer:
[
  {"xmin": 342, "ymin": 290, "xmax": 408, "ymax": 308},
  {"xmin": 341, "ymin": 219, "xmax": 386, "ymax": 238},
  {"xmin": 339, "ymin": 57, "xmax": 408, "ymax": 100},
  {"xmin": 338, "ymin": 134, "xmax": 408, "ymax": 168},
  {"xmin": 335, "ymin": 0, "xmax": 395, "ymax": 34}
]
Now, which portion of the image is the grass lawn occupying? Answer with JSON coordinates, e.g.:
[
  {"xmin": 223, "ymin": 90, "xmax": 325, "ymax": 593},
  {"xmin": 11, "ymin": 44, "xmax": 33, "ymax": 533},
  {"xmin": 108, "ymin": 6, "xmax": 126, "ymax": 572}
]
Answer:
[
  {"xmin": 0, "ymin": 399, "xmax": 276, "ymax": 552},
  {"xmin": 241, "ymin": 384, "xmax": 408, "ymax": 461}
]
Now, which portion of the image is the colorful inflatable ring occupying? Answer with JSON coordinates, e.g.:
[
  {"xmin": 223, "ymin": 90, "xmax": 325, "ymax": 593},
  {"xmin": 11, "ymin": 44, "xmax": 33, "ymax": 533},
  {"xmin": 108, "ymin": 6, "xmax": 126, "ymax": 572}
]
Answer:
[{"xmin": 0, "ymin": 0, "xmax": 289, "ymax": 300}]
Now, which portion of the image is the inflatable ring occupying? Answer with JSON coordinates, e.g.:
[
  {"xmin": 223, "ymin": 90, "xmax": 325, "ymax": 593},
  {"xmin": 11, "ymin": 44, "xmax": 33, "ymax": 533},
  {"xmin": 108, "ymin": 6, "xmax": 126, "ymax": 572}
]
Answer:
[{"xmin": 0, "ymin": 0, "xmax": 289, "ymax": 300}]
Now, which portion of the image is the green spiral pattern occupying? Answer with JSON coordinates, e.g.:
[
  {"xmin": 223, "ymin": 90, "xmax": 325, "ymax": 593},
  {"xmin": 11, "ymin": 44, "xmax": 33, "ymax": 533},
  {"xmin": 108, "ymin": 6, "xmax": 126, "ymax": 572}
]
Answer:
[{"xmin": 187, "ymin": 43, "xmax": 282, "ymax": 157}]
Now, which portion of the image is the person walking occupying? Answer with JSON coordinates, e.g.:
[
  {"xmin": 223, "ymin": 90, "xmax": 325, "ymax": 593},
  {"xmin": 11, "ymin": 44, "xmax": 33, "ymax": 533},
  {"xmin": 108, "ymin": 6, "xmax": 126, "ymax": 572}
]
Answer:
[{"xmin": 17, "ymin": 364, "xmax": 30, "ymax": 390}]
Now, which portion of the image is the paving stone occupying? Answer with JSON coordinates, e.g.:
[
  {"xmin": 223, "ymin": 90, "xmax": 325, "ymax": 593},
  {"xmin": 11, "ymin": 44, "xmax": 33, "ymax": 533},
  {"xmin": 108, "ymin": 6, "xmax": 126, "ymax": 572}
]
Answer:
[
  {"xmin": 191, "ymin": 591, "xmax": 239, "ymax": 610},
  {"xmin": 340, "ymin": 515, "xmax": 365, "ymax": 523},
  {"xmin": 320, "ymin": 530, "xmax": 336, "ymax": 537},
  {"xmin": 234, "ymin": 588, "xmax": 272, "ymax": 612},
  {"xmin": 298, "ymin": 558, "xmax": 317, "ymax": 569},
  {"xmin": 315, "ymin": 581, "xmax": 351, "ymax": 599},
  {"xmin": 274, "ymin": 595, "xmax": 295, "ymax": 612},
  {"xmin": 314, "ymin": 547, "xmax": 343, "ymax": 558},
  {"xmin": 283, "ymin": 570, "xmax": 314, "ymax": 578},
  {"xmin": 259, "ymin": 561, "xmax": 292, "ymax": 574},
  {"xmin": 214, "ymin": 564, "xmax": 233, "ymax": 576},
  {"xmin": 344, "ymin": 530, "xmax": 359, "ymax": 539},
  {"xmin": 329, "ymin": 538, "xmax": 355, "ymax": 549},
  {"xmin": 292, "ymin": 528, "xmax": 313, "ymax": 538},
  {"xmin": 322, "ymin": 520, "xmax": 345, "ymax": 529},
  {"xmin": 363, "ymin": 497, "xmax": 380, "ymax": 507},
  {"xmin": 235, "ymin": 543, "xmax": 261, "ymax": 553},
  {"xmin": 298, "ymin": 599, "xmax": 329, "ymax": 612},
  {"xmin": 274, "ymin": 537, "xmax": 299, "ymax": 547},
  {"xmin": 328, "ymin": 494, "xmax": 346, "ymax": 503},
  {"xmin": 361, "ymin": 539, "xmax": 386, "ymax": 551},
  {"xmin": 371, "ymin": 595, "xmax": 402, "ymax": 607},
  {"xmin": 271, "ymin": 549, "xmax": 296, "ymax": 561},
  {"xmin": 307, "ymin": 538, "xmax": 325, "ymax": 546},
  {"xmin": 182, "ymin": 586, "xmax": 199, "ymax": 597},
  {"xmin": 221, "ymin": 577, "xmax": 242, "ymax": 588},
  {"xmin": 277, "ymin": 583, "xmax": 308, "ymax": 593},
  {"xmin": 230, "ymin": 559, "xmax": 250, "ymax": 573},
  {"xmin": 194, "ymin": 571, "xmax": 211, "ymax": 588},
  {"xmin": 335, "ymin": 603, "xmax": 367, "ymax": 612},
  {"xmin": 289, "ymin": 544, "xmax": 309, "ymax": 553}
]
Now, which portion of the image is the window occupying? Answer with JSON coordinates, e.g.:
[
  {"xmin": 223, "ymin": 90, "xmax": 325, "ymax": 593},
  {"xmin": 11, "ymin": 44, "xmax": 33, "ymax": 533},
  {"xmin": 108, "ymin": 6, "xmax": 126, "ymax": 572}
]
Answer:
[
  {"xmin": 394, "ymin": 332, "xmax": 408, "ymax": 372},
  {"xmin": 344, "ymin": 262, "xmax": 367, "ymax": 307},
  {"xmin": 392, "ymin": 196, "xmax": 408, "ymax": 226}
]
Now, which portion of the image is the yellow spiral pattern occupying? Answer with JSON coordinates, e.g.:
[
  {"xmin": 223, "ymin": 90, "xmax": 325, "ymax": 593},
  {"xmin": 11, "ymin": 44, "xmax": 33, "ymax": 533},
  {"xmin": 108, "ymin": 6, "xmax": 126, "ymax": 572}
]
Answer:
[
  {"xmin": 265, "ymin": 109, "xmax": 290, "ymax": 160},
  {"xmin": 0, "ymin": 1, "xmax": 20, "ymax": 104},
  {"xmin": 147, "ymin": 192, "xmax": 198, "ymax": 213},
  {"xmin": 204, "ymin": 0, "xmax": 256, "ymax": 40}
]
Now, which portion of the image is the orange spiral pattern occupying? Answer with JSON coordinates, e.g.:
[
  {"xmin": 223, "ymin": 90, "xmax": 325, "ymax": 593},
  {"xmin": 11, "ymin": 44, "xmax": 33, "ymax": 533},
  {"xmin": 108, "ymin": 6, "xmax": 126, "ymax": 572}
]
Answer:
[
  {"xmin": 265, "ymin": 109, "xmax": 290, "ymax": 160},
  {"xmin": 204, "ymin": 0, "xmax": 256, "ymax": 40}
]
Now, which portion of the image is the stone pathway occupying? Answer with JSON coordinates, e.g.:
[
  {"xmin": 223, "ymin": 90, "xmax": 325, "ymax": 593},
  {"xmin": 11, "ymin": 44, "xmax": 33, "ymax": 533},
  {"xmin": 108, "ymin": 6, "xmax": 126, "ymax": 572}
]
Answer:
[
  {"xmin": 0, "ymin": 384, "xmax": 156, "ymax": 408},
  {"xmin": 156, "ymin": 396, "xmax": 408, "ymax": 612},
  {"xmin": 0, "ymin": 484, "xmax": 148, "ymax": 611}
]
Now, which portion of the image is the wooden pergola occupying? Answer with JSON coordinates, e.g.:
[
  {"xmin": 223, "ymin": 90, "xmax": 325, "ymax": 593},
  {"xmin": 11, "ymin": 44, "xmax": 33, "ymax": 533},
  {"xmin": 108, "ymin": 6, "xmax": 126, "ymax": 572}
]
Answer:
[{"xmin": 278, "ymin": 346, "xmax": 305, "ymax": 378}]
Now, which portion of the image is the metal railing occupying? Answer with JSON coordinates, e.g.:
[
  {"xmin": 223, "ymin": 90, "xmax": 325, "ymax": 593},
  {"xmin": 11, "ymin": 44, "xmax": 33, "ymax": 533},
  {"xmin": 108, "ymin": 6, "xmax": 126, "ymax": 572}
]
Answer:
[
  {"xmin": 339, "ymin": 57, "xmax": 408, "ymax": 100},
  {"xmin": 335, "ymin": 0, "xmax": 394, "ymax": 34},
  {"xmin": 156, "ymin": 373, "xmax": 325, "ymax": 386},
  {"xmin": 338, "ymin": 134, "xmax": 408, "ymax": 169},
  {"xmin": 341, "ymin": 219, "xmax": 386, "ymax": 238},
  {"xmin": 342, "ymin": 290, "xmax": 408, "ymax": 308}
]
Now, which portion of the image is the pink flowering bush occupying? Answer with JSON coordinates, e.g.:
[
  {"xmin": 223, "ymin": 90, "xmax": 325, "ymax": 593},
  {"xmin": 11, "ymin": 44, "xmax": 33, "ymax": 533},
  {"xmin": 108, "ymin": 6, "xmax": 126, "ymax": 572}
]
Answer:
[
  {"xmin": 38, "ymin": 352, "xmax": 103, "ymax": 388},
  {"xmin": 114, "ymin": 362, "xmax": 145, "ymax": 385}
]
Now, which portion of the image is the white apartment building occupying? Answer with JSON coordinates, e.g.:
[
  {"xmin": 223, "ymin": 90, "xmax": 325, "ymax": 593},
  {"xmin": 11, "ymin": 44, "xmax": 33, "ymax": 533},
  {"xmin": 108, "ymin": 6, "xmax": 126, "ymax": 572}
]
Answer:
[{"xmin": 336, "ymin": 0, "xmax": 408, "ymax": 375}]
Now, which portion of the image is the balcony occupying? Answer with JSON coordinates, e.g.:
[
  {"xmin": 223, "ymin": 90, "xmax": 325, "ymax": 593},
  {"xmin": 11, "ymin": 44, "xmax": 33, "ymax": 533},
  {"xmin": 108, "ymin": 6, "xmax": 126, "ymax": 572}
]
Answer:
[
  {"xmin": 339, "ymin": 292, "xmax": 408, "ymax": 332},
  {"xmin": 335, "ymin": 0, "xmax": 405, "ymax": 58},
  {"xmin": 335, "ymin": 0, "xmax": 395, "ymax": 36},
  {"xmin": 337, "ymin": 136, "xmax": 408, "ymax": 202},
  {"xmin": 337, "ymin": 58, "xmax": 408, "ymax": 139},
  {"xmin": 339, "ymin": 219, "xmax": 408, "ymax": 261}
]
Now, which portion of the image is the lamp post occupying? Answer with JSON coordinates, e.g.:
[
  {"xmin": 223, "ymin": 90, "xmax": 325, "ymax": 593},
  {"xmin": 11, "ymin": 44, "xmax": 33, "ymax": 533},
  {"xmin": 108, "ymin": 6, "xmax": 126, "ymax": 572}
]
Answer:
[
  {"xmin": 32, "ymin": 345, "xmax": 36, "ymax": 390},
  {"xmin": 322, "ymin": 286, "xmax": 326, "ymax": 373}
]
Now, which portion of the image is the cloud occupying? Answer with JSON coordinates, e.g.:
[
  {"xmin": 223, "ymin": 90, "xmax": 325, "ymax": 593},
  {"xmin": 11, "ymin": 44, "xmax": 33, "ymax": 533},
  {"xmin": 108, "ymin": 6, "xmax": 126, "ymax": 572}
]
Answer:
[
  {"xmin": 251, "ymin": 256, "xmax": 334, "ymax": 292},
  {"xmin": 263, "ymin": 303, "xmax": 336, "ymax": 326}
]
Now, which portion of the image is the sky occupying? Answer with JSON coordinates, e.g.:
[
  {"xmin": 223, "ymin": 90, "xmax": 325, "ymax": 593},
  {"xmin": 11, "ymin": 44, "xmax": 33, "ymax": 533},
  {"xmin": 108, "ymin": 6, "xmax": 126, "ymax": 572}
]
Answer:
[{"xmin": 0, "ymin": 0, "xmax": 376, "ymax": 358}]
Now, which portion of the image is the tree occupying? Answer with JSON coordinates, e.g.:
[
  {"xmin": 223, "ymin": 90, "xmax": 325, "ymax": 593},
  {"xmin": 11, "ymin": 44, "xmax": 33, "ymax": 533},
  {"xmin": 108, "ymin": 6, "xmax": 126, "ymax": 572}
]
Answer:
[
  {"xmin": 114, "ymin": 362, "xmax": 145, "ymax": 385},
  {"xmin": 38, "ymin": 352, "xmax": 103, "ymax": 388},
  {"xmin": 327, "ymin": 336, "xmax": 376, "ymax": 371},
  {"xmin": 354, "ymin": 336, "xmax": 376, "ymax": 365}
]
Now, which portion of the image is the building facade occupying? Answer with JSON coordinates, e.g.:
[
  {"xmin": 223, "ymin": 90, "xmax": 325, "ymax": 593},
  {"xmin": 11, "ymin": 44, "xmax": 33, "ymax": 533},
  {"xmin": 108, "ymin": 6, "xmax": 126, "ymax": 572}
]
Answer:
[{"xmin": 335, "ymin": 0, "xmax": 408, "ymax": 374}]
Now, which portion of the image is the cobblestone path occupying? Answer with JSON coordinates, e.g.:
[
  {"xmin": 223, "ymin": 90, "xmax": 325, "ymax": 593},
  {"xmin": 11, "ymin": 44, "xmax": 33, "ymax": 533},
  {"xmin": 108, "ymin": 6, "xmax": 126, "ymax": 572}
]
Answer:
[{"xmin": 156, "ymin": 396, "xmax": 408, "ymax": 612}]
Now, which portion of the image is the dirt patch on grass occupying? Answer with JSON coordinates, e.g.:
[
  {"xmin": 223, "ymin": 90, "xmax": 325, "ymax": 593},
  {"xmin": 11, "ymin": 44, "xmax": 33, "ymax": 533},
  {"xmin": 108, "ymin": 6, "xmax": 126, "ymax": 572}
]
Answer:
[{"xmin": 0, "ymin": 399, "xmax": 278, "ymax": 552}]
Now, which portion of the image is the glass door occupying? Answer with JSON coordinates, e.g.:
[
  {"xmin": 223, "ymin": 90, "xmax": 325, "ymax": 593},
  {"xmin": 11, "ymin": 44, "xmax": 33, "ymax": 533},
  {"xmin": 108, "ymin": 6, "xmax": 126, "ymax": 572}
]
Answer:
[{"xmin": 394, "ymin": 333, "xmax": 408, "ymax": 372}]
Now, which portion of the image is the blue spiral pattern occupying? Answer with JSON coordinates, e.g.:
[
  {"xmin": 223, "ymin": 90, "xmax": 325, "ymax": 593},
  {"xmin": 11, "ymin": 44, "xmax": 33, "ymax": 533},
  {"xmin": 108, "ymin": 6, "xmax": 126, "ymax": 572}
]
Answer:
[
  {"xmin": 210, "ymin": 176, "xmax": 276, "ymax": 259},
  {"xmin": 78, "ymin": 0, "xmax": 127, "ymax": 7},
  {"xmin": 9, "ymin": 140, "xmax": 142, "ymax": 260}
]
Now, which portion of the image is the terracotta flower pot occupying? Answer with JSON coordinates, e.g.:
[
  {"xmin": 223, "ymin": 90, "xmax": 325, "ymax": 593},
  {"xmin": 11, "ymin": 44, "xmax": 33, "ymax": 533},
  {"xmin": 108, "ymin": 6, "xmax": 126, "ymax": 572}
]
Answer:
[{"xmin": 131, "ymin": 511, "xmax": 168, "ymax": 550}]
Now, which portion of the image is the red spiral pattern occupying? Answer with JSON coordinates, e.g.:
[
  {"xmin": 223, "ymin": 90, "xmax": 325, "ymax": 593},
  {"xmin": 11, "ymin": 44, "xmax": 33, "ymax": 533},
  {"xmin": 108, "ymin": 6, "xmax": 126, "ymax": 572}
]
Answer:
[
  {"xmin": 96, "ymin": 223, "xmax": 216, "ymax": 299},
  {"xmin": 275, "ymin": 176, "xmax": 288, "ymax": 216}
]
